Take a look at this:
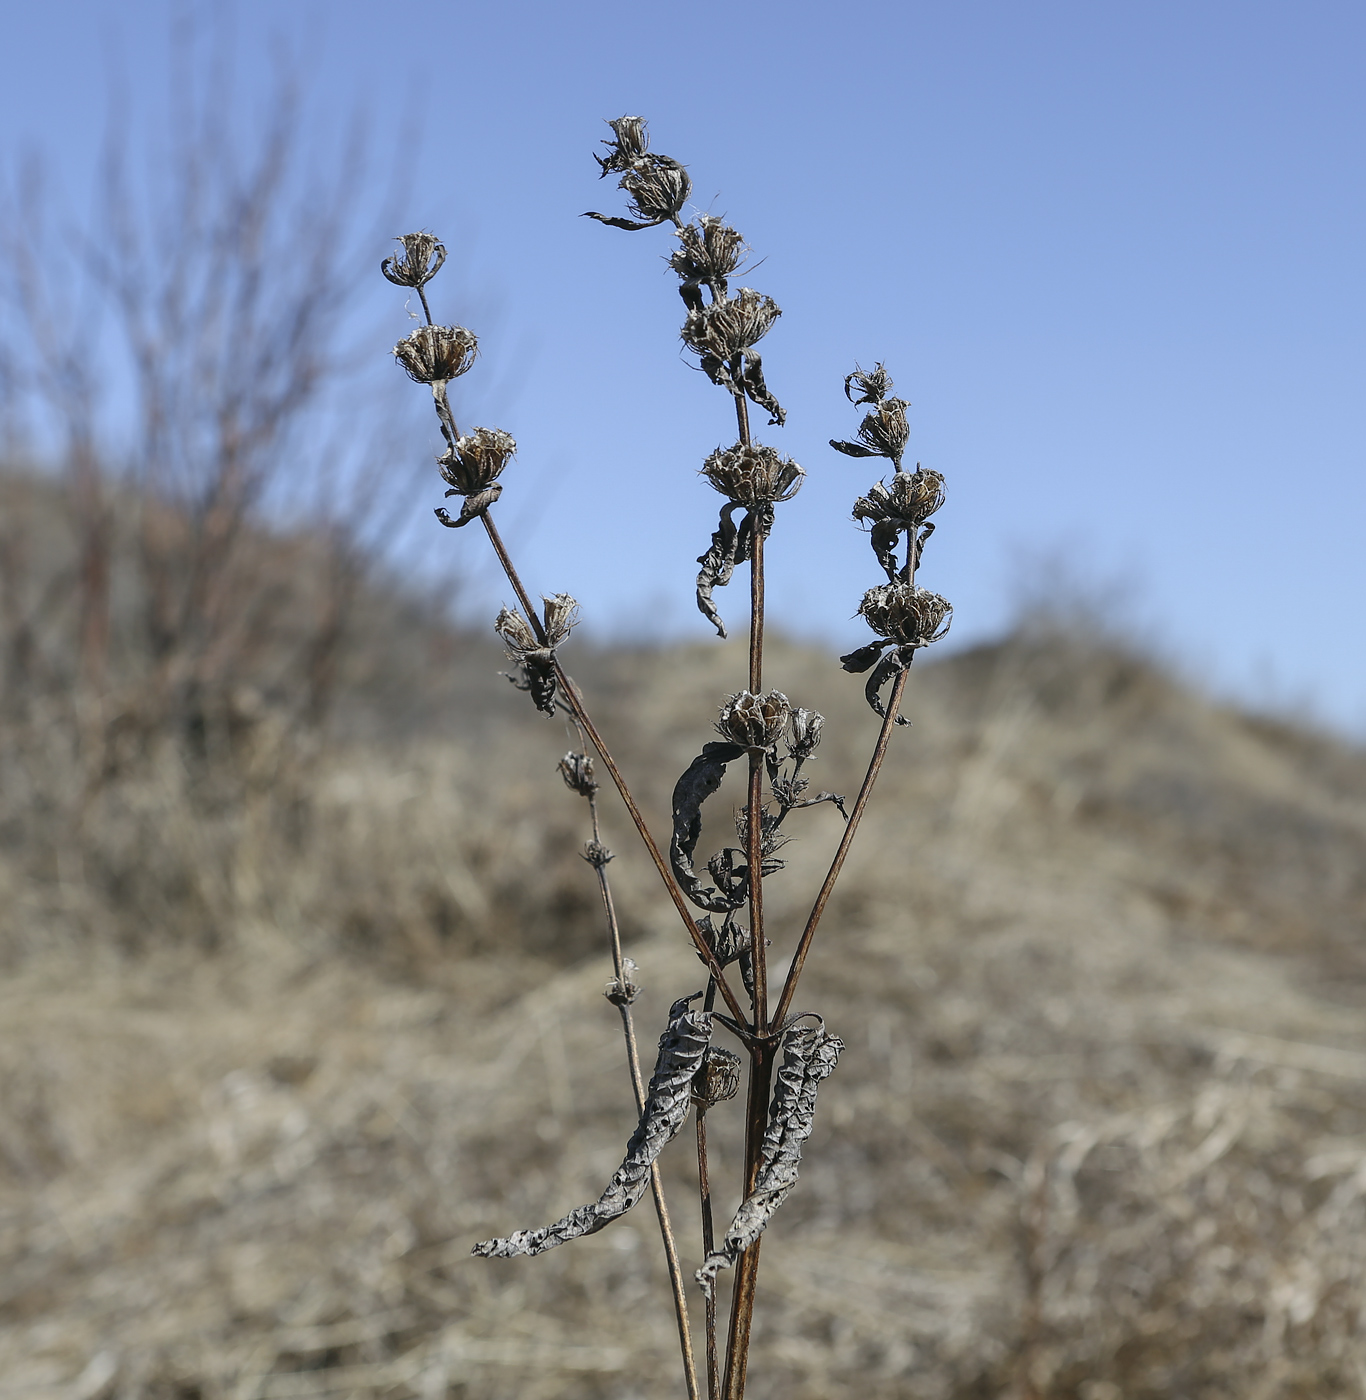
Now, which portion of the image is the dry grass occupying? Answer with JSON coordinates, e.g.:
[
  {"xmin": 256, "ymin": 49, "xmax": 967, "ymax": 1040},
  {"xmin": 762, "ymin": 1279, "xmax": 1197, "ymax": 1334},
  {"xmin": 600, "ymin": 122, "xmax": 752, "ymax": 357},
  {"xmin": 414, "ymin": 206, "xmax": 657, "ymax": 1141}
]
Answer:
[{"xmin": 3, "ymin": 628, "xmax": 1366, "ymax": 1399}]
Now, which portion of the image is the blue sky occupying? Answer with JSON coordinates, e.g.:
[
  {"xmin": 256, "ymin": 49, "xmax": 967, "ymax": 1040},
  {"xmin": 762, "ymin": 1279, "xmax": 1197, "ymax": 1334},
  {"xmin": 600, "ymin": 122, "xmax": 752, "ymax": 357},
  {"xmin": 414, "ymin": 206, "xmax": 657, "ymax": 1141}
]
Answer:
[{"xmin": 4, "ymin": 1, "xmax": 1364, "ymax": 730}]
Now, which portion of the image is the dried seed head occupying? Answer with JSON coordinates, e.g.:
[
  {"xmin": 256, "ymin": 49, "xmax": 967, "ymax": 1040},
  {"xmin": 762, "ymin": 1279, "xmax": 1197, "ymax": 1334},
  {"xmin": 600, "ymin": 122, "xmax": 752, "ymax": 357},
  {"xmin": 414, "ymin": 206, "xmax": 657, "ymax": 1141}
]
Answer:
[
  {"xmin": 595, "ymin": 115, "xmax": 651, "ymax": 176},
  {"xmin": 494, "ymin": 606, "xmax": 539, "ymax": 657},
  {"xmin": 558, "ymin": 751, "xmax": 597, "ymax": 798},
  {"xmin": 393, "ymin": 324, "xmax": 478, "ymax": 384},
  {"xmin": 692, "ymin": 1046, "xmax": 742, "ymax": 1109},
  {"xmin": 845, "ymin": 362, "xmax": 893, "ymax": 406},
  {"xmin": 439, "ymin": 426, "xmax": 516, "ymax": 495},
  {"xmin": 682, "ymin": 288, "xmax": 781, "ymax": 361},
  {"xmin": 540, "ymin": 593, "xmax": 580, "ymax": 647},
  {"xmin": 853, "ymin": 469, "xmax": 946, "ymax": 528},
  {"xmin": 787, "ymin": 707, "xmax": 824, "ymax": 760},
  {"xmin": 700, "ymin": 442, "xmax": 804, "ymax": 507},
  {"xmin": 831, "ymin": 397, "xmax": 912, "ymax": 469},
  {"xmin": 583, "ymin": 839, "xmax": 614, "ymax": 867},
  {"xmin": 858, "ymin": 582, "xmax": 953, "ymax": 648},
  {"xmin": 670, "ymin": 216, "xmax": 747, "ymax": 291},
  {"xmin": 381, "ymin": 231, "xmax": 447, "ymax": 288},
  {"xmin": 716, "ymin": 690, "xmax": 792, "ymax": 749},
  {"xmin": 621, "ymin": 160, "xmax": 691, "ymax": 226},
  {"xmin": 604, "ymin": 957, "xmax": 640, "ymax": 1005}
]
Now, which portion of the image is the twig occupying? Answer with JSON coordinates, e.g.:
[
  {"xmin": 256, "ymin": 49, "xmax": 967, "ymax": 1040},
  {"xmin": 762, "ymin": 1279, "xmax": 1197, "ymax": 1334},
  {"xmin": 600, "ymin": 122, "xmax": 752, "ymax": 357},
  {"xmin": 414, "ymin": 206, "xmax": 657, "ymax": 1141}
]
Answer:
[{"xmin": 584, "ymin": 779, "xmax": 700, "ymax": 1400}]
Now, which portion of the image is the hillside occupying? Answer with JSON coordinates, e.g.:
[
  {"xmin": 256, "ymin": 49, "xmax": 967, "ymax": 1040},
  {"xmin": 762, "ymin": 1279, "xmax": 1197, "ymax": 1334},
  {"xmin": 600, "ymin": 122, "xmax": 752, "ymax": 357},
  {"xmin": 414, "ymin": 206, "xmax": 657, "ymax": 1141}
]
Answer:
[{"xmin": 2, "ymin": 625, "xmax": 1366, "ymax": 1400}]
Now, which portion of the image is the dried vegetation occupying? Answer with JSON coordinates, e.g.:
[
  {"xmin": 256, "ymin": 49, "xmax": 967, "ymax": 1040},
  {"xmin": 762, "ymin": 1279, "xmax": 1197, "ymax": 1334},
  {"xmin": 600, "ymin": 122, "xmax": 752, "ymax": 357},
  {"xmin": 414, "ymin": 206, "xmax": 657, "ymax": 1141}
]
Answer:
[{"xmin": 2, "ymin": 604, "xmax": 1366, "ymax": 1399}]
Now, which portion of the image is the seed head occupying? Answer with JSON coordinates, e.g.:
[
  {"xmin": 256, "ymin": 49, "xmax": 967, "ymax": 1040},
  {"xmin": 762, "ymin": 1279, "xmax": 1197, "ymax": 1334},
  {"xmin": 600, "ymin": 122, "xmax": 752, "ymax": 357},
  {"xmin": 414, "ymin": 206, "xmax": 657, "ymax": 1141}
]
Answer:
[
  {"xmin": 393, "ymin": 324, "xmax": 478, "ymax": 384},
  {"xmin": 853, "ymin": 469, "xmax": 946, "ymax": 528},
  {"xmin": 692, "ymin": 1046, "xmax": 742, "ymax": 1109},
  {"xmin": 670, "ymin": 217, "xmax": 747, "ymax": 297},
  {"xmin": 787, "ymin": 707, "xmax": 824, "ymax": 761},
  {"xmin": 831, "ymin": 397, "xmax": 911, "ymax": 469},
  {"xmin": 439, "ymin": 426, "xmax": 516, "ymax": 496},
  {"xmin": 604, "ymin": 956, "xmax": 640, "ymax": 1006},
  {"xmin": 494, "ymin": 606, "xmax": 539, "ymax": 657},
  {"xmin": 844, "ymin": 362, "xmax": 894, "ymax": 406},
  {"xmin": 621, "ymin": 160, "xmax": 691, "ymax": 226},
  {"xmin": 381, "ymin": 232, "xmax": 447, "ymax": 289},
  {"xmin": 558, "ymin": 751, "xmax": 598, "ymax": 798},
  {"xmin": 541, "ymin": 593, "xmax": 580, "ymax": 647},
  {"xmin": 682, "ymin": 288, "xmax": 781, "ymax": 362},
  {"xmin": 716, "ymin": 690, "xmax": 791, "ymax": 749},
  {"xmin": 858, "ymin": 582, "xmax": 953, "ymax": 648},
  {"xmin": 595, "ymin": 116, "xmax": 651, "ymax": 176},
  {"xmin": 700, "ymin": 442, "xmax": 804, "ymax": 507}
]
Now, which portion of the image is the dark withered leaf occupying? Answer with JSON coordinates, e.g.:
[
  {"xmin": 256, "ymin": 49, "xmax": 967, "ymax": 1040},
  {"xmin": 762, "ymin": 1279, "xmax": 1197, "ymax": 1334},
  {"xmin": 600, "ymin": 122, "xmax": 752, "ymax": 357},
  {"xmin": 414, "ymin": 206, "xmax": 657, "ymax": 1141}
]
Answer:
[
  {"xmin": 670, "ymin": 742, "xmax": 748, "ymax": 913},
  {"xmin": 741, "ymin": 350, "xmax": 786, "ymax": 426},
  {"xmin": 864, "ymin": 650, "xmax": 912, "ymax": 727},
  {"xmin": 695, "ymin": 502, "xmax": 752, "ymax": 639},
  {"xmin": 829, "ymin": 438, "xmax": 881, "ymax": 459},
  {"xmin": 473, "ymin": 996, "xmax": 711, "ymax": 1258},
  {"xmin": 434, "ymin": 484, "xmax": 503, "ymax": 529},
  {"xmin": 696, "ymin": 1025, "xmax": 844, "ymax": 1295},
  {"xmin": 839, "ymin": 640, "xmax": 893, "ymax": 674}
]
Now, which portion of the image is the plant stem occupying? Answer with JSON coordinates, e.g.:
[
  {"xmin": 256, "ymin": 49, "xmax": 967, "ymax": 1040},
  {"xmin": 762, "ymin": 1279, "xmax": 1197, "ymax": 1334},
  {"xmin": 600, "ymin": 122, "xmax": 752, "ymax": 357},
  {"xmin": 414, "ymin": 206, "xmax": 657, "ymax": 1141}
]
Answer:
[
  {"xmin": 725, "ymin": 363, "xmax": 771, "ymax": 1400},
  {"xmin": 586, "ymin": 786, "xmax": 700, "ymax": 1400},
  {"xmin": 475, "ymin": 510, "xmax": 749, "ymax": 1027},
  {"xmin": 771, "ymin": 661, "xmax": 910, "ymax": 1029},
  {"xmin": 696, "ymin": 1106, "xmax": 719, "ymax": 1400}
]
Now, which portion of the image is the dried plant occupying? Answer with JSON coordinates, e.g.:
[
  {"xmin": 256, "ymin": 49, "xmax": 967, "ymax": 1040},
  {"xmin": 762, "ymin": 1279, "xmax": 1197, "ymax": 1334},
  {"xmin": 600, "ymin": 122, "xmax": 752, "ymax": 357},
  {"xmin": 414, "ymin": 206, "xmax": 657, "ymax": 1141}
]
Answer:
[{"xmin": 383, "ymin": 116, "xmax": 954, "ymax": 1399}]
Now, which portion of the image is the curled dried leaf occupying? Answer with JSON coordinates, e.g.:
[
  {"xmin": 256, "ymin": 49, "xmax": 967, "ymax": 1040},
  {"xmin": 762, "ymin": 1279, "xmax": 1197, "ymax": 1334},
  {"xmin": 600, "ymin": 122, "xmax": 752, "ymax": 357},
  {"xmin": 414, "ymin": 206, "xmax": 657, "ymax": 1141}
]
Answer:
[
  {"xmin": 435, "ymin": 484, "xmax": 502, "ymax": 529},
  {"xmin": 473, "ymin": 995, "xmax": 710, "ymax": 1258},
  {"xmin": 695, "ymin": 1024, "xmax": 844, "ymax": 1295},
  {"xmin": 695, "ymin": 501, "xmax": 752, "ymax": 639},
  {"xmin": 670, "ymin": 742, "xmax": 748, "ymax": 913}
]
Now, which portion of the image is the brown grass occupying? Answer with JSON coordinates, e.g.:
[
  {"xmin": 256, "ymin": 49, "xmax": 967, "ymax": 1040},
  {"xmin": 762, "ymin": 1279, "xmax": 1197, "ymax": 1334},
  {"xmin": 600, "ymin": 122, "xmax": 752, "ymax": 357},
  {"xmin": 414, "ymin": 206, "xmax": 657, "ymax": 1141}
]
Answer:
[{"xmin": 3, "ymin": 617, "xmax": 1366, "ymax": 1399}]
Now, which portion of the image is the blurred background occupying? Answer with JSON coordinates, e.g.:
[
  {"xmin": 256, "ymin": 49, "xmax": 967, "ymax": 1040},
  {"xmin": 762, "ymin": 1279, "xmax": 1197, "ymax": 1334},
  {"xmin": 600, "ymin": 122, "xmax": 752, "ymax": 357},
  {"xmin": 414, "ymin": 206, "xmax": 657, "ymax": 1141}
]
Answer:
[{"xmin": 1, "ymin": 3, "xmax": 1364, "ymax": 1398}]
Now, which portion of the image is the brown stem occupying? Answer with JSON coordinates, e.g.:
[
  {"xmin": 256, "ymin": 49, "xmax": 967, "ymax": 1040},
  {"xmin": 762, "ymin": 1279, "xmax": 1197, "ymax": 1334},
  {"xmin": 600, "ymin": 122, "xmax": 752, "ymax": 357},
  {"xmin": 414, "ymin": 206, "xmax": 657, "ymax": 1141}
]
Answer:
[
  {"xmin": 722, "ymin": 1041, "xmax": 775, "ymax": 1400},
  {"xmin": 696, "ymin": 1107, "xmax": 719, "ymax": 1400},
  {"xmin": 771, "ymin": 663, "xmax": 910, "ymax": 1028},
  {"xmin": 476, "ymin": 510, "xmax": 749, "ymax": 1028},
  {"xmin": 587, "ymin": 787, "xmax": 700, "ymax": 1400}
]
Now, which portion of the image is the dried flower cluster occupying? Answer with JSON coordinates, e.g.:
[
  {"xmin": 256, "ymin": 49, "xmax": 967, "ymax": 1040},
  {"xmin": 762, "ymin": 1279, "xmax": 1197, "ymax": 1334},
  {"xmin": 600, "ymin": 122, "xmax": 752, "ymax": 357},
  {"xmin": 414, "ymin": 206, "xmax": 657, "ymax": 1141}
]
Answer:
[{"xmin": 381, "ymin": 116, "xmax": 954, "ymax": 1400}]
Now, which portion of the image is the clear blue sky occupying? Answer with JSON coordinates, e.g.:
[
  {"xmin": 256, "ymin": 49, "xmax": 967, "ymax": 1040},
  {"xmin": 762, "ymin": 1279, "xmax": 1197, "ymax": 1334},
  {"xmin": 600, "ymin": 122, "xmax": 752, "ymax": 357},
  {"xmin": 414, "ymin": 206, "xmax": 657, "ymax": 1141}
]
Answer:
[{"xmin": 4, "ymin": 1, "xmax": 1364, "ymax": 730}]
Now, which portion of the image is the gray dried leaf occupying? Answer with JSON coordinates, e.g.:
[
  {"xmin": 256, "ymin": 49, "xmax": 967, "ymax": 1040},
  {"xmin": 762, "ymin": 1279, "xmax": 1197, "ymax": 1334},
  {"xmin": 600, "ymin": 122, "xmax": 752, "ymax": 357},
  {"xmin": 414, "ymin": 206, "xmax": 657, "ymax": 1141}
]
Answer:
[
  {"xmin": 695, "ymin": 1025, "xmax": 844, "ymax": 1296},
  {"xmin": 435, "ymin": 483, "xmax": 503, "ymax": 529},
  {"xmin": 695, "ymin": 501, "xmax": 752, "ymax": 639},
  {"xmin": 670, "ymin": 742, "xmax": 748, "ymax": 913},
  {"xmin": 473, "ymin": 995, "xmax": 711, "ymax": 1258}
]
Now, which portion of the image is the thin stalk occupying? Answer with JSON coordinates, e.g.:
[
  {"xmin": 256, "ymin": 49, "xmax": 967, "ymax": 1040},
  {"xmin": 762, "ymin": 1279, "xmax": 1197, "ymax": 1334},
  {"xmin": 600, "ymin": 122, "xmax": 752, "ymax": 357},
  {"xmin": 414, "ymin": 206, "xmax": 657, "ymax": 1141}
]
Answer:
[
  {"xmin": 771, "ymin": 659, "xmax": 911, "ymax": 1029},
  {"xmin": 476, "ymin": 510, "xmax": 749, "ymax": 1027},
  {"xmin": 725, "ymin": 359, "xmax": 771, "ymax": 1399},
  {"xmin": 586, "ymin": 785, "xmax": 700, "ymax": 1400},
  {"xmin": 696, "ymin": 1106, "xmax": 719, "ymax": 1400}
]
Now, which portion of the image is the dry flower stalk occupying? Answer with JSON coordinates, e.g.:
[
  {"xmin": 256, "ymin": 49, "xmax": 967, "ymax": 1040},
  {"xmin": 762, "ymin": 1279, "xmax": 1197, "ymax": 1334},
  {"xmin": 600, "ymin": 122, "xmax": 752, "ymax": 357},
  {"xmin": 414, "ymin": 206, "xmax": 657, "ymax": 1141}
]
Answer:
[{"xmin": 381, "ymin": 116, "xmax": 954, "ymax": 1400}]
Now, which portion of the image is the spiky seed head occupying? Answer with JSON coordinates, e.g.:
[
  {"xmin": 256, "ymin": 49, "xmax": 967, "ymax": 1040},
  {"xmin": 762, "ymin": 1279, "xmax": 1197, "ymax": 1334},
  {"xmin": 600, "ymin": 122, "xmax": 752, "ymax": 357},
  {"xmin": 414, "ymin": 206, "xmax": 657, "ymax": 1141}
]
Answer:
[
  {"xmin": 857, "ymin": 582, "xmax": 953, "ymax": 648},
  {"xmin": 604, "ymin": 956, "xmax": 640, "ymax": 1005},
  {"xmin": 845, "ymin": 362, "xmax": 893, "ymax": 406},
  {"xmin": 619, "ymin": 159, "xmax": 691, "ymax": 225},
  {"xmin": 494, "ymin": 606, "xmax": 539, "ymax": 657},
  {"xmin": 381, "ymin": 232, "xmax": 447, "ymax": 288},
  {"xmin": 540, "ymin": 593, "xmax": 580, "ymax": 647},
  {"xmin": 439, "ymin": 426, "xmax": 516, "ymax": 495},
  {"xmin": 682, "ymin": 288, "xmax": 781, "ymax": 361},
  {"xmin": 393, "ymin": 324, "xmax": 478, "ymax": 384},
  {"xmin": 700, "ymin": 442, "xmax": 804, "ymax": 506},
  {"xmin": 788, "ymin": 707, "xmax": 825, "ymax": 760},
  {"xmin": 558, "ymin": 751, "xmax": 597, "ymax": 798},
  {"xmin": 692, "ymin": 1046, "xmax": 742, "ymax": 1108},
  {"xmin": 596, "ymin": 116, "xmax": 651, "ymax": 175},
  {"xmin": 716, "ymin": 690, "xmax": 792, "ymax": 749},
  {"xmin": 670, "ymin": 216, "xmax": 747, "ymax": 286},
  {"xmin": 853, "ymin": 468, "xmax": 946, "ymax": 527}
]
